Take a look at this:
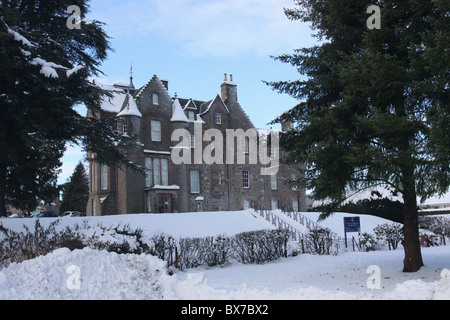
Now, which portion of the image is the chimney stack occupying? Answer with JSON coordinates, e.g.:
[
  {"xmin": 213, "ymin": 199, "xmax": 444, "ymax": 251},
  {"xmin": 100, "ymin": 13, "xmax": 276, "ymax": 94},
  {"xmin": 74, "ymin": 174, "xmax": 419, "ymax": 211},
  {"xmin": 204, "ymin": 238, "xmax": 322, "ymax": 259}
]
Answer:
[{"xmin": 221, "ymin": 73, "xmax": 238, "ymax": 103}]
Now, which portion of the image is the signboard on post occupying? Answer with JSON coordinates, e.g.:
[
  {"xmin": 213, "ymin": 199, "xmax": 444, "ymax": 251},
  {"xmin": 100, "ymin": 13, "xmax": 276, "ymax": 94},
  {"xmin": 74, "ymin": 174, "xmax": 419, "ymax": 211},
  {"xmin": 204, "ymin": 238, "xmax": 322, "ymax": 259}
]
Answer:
[
  {"xmin": 344, "ymin": 217, "xmax": 361, "ymax": 233},
  {"xmin": 344, "ymin": 217, "xmax": 361, "ymax": 249}
]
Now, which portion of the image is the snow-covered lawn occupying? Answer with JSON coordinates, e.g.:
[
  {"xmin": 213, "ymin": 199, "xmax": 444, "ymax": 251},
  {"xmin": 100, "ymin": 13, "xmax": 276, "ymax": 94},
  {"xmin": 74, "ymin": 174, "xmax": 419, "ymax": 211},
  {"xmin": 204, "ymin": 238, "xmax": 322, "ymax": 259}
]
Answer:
[{"xmin": 0, "ymin": 210, "xmax": 449, "ymax": 300}]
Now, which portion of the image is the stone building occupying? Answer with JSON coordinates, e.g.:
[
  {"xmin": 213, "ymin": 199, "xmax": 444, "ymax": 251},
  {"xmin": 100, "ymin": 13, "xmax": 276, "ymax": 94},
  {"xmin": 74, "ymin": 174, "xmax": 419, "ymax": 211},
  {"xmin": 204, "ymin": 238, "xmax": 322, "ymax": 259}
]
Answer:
[{"xmin": 86, "ymin": 73, "xmax": 305, "ymax": 215}]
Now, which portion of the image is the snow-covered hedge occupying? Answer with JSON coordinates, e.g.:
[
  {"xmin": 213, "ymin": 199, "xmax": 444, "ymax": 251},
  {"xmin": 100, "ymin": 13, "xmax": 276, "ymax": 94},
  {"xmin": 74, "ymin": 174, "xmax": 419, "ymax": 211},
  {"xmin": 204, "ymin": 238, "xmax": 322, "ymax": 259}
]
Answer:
[{"xmin": 0, "ymin": 221, "xmax": 299, "ymax": 271}]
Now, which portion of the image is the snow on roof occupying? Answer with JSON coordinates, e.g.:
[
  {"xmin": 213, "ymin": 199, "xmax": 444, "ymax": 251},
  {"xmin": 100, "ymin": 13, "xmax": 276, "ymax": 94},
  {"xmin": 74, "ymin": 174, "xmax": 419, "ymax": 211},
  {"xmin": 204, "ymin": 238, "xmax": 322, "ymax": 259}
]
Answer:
[
  {"xmin": 171, "ymin": 99, "xmax": 189, "ymax": 122},
  {"xmin": 117, "ymin": 94, "xmax": 142, "ymax": 118},
  {"xmin": 97, "ymin": 83, "xmax": 127, "ymax": 114}
]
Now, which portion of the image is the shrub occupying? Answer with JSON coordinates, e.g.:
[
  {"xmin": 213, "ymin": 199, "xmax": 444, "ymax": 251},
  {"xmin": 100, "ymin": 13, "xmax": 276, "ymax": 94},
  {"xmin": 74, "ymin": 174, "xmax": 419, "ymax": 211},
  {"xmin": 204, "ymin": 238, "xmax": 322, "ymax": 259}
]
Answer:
[
  {"xmin": 304, "ymin": 227, "xmax": 334, "ymax": 255},
  {"xmin": 421, "ymin": 217, "xmax": 450, "ymax": 246},
  {"xmin": 419, "ymin": 233, "xmax": 440, "ymax": 247},
  {"xmin": 358, "ymin": 232, "xmax": 378, "ymax": 252},
  {"xmin": 0, "ymin": 221, "xmax": 300, "ymax": 272},
  {"xmin": 0, "ymin": 220, "xmax": 151, "ymax": 269},
  {"xmin": 373, "ymin": 223, "xmax": 403, "ymax": 250},
  {"xmin": 232, "ymin": 229, "xmax": 293, "ymax": 264}
]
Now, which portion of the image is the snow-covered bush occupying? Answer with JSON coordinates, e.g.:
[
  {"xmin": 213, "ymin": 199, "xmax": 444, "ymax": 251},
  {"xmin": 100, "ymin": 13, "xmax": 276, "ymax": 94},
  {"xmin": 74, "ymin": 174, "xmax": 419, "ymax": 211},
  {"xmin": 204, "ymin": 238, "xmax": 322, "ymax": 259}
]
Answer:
[
  {"xmin": 422, "ymin": 217, "xmax": 450, "ymax": 246},
  {"xmin": 373, "ymin": 223, "xmax": 403, "ymax": 250},
  {"xmin": 0, "ymin": 220, "xmax": 151, "ymax": 269},
  {"xmin": 0, "ymin": 221, "xmax": 301, "ymax": 272},
  {"xmin": 176, "ymin": 235, "xmax": 232, "ymax": 270},
  {"xmin": 358, "ymin": 232, "xmax": 378, "ymax": 252},
  {"xmin": 232, "ymin": 229, "xmax": 293, "ymax": 264},
  {"xmin": 304, "ymin": 227, "xmax": 334, "ymax": 255},
  {"xmin": 419, "ymin": 233, "xmax": 440, "ymax": 247}
]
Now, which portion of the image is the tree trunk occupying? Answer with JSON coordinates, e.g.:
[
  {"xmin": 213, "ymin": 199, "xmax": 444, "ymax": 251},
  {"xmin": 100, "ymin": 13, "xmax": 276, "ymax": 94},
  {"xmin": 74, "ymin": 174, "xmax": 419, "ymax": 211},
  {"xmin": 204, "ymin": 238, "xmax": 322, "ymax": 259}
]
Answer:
[{"xmin": 402, "ymin": 189, "xmax": 424, "ymax": 272}]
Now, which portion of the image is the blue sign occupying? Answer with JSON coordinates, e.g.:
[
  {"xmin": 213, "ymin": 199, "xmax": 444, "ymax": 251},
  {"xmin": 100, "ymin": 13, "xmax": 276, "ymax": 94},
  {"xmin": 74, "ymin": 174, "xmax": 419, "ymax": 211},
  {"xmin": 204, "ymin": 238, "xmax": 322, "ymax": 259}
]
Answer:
[{"xmin": 344, "ymin": 217, "xmax": 361, "ymax": 233}]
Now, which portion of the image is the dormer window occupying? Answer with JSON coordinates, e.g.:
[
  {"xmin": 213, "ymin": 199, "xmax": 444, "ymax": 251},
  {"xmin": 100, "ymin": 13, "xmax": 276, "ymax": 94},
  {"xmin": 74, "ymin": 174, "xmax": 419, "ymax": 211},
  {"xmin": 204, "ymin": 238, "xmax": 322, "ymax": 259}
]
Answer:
[
  {"xmin": 152, "ymin": 93, "xmax": 159, "ymax": 105},
  {"xmin": 188, "ymin": 111, "xmax": 195, "ymax": 121}
]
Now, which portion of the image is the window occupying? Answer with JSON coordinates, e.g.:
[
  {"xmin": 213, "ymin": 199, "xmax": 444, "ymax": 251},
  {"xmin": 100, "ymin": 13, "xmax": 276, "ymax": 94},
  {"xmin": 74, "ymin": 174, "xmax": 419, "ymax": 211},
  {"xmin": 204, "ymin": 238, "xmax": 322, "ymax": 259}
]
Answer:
[
  {"xmin": 161, "ymin": 159, "xmax": 169, "ymax": 186},
  {"xmin": 146, "ymin": 193, "xmax": 152, "ymax": 213},
  {"xmin": 145, "ymin": 158, "xmax": 153, "ymax": 188},
  {"xmin": 100, "ymin": 165, "xmax": 108, "ymax": 190},
  {"xmin": 190, "ymin": 170, "xmax": 200, "ymax": 193},
  {"xmin": 216, "ymin": 113, "xmax": 222, "ymax": 124},
  {"xmin": 152, "ymin": 93, "xmax": 159, "ymax": 105},
  {"xmin": 243, "ymin": 170, "xmax": 250, "ymax": 189},
  {"xmin": 122, "ymin": 122, "xmax": 128, "ymax": 134},
  {"xmin": 292, "ymin": 200, "xmax": 299, "ymax": 212},
  {"xmin": 188, "ymin": 111, "xmax": 195, "ymax": 121},
  {"xmin": 271, "ymin": 200, "xmax": 278, "ymax": 211},
  {"xmin": 153, "ymin": 158, "xmax": 160, "ymax": 185},
  {"xmin": 270, "ymin": 174, "xmax": 277, "ymax": 190},
  {"xmin": 146, "ymin": 158, "xmax": 169, "ymax": 187},
  {"xmin": 151, "ymin": 120, "xmax": 161, "ymax": 142}
]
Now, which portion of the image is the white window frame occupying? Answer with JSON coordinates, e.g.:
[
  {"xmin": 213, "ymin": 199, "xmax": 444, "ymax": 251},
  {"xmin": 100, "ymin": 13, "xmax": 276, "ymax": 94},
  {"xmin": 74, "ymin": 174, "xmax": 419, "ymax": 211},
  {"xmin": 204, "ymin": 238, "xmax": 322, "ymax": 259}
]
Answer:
[
  {"xmin": 145, "ymin": 158, "xmax": 153, "ymax": 188},
  {"xmin": 216, "ymin": 113, "xmax": 222, "ymax": 124},
  {"xmin": 146, "ymin": 158, "xmax": 169, "ymax": 187},
  {"xmin": 151, "ymin": 120, "xmax": 161, "ymax": 142},
  {"xmin": 161, "ymin": 159, "xmax": 169, "ymax": 186},
  {"xmin": 292, "ymin": 200, "xmax": 299, "ymax": 212},
  {"xmin": 188, "ymin": 111, "xmax": 195, "ymax": 121},
  {"xmin": 271, "ymin": 199, "xmax": 278, "ymax": 211},
  {"xmin": 100, "ymin": 164, "xmax": 108, "ymax": 190},
  {"xmin": 153, "ymin": 158, "xmax": 161, "ymax": 186},
  {"xmin": 243, "ymin": 170, "xmax": 250, "ymax": 189},
  {"xmin": 122, "ymin": 122, "xmax": 128, "ymax": 134},
  {"xmin": 152, "ymin": 92, "xmax": 159, "ymax": 105},
  {"xmin": 190, "ymin": 170, "xmax": 200, "ymax": 194},
  {"xmin": 270, "ymin": 174, "xmax": 277, "ymax": 190}
]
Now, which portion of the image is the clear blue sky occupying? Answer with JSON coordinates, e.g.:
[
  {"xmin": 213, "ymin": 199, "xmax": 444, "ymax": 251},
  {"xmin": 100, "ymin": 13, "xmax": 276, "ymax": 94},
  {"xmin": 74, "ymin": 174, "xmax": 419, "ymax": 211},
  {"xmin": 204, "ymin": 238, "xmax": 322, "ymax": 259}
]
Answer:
[{"xmin": 59, "ymin": 0, "xmax": 316, "ymax": 183}]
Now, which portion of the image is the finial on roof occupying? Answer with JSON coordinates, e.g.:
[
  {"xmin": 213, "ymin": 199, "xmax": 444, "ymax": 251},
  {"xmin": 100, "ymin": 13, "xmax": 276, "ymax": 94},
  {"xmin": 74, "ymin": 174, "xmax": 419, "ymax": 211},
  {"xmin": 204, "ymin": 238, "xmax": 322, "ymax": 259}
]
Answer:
[{"xmin": 129, "ymin": 63, "xmax": 135, "ymax": 89}]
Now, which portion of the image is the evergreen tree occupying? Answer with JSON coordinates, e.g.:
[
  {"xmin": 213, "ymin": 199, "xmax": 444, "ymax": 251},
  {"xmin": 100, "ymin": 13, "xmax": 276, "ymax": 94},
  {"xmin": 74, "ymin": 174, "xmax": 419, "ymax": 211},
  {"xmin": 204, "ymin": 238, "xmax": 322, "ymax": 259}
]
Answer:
[
  {"xmin": 60, "ymin": 162, "xmax": 89, "ymax": 213},
  {"xmin": 0, "ymin": 1, "xmax": 139, "ymax": 216},
  {"xmin": 267, "ymin": 0, "xmax": 449, "ymax": 272}
]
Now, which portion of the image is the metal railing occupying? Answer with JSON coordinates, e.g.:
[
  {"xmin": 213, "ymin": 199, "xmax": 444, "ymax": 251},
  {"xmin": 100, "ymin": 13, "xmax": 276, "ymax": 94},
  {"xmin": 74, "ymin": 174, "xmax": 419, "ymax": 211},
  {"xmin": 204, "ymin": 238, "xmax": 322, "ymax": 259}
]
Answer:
[
  {"xmin": 249, "ymin": 199, "xmax": 308, "ymax": 242},
  {"xmin": 276, "ymin": 201, "xmax": 321, "ymax": 230}
]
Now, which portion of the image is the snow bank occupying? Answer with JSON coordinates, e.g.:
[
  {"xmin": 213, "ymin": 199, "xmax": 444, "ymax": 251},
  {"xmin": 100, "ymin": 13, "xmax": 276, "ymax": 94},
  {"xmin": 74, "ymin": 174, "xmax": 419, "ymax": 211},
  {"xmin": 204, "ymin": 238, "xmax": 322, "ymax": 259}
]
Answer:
[
  {"xmin": 1, "ymin": 211, "xmax": 449, "ymax": 300},
  {"xmin": 0, "ymin": 248, "xmax": 448, "ymax": 300}
]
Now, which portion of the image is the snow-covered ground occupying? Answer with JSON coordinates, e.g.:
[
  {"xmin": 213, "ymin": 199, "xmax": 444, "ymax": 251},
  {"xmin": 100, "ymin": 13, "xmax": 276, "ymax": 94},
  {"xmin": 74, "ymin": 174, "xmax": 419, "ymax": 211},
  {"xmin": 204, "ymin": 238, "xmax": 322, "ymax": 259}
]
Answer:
[{"xmin": 0, "ymin": 210, "xmax": 449, "ymax": 300}]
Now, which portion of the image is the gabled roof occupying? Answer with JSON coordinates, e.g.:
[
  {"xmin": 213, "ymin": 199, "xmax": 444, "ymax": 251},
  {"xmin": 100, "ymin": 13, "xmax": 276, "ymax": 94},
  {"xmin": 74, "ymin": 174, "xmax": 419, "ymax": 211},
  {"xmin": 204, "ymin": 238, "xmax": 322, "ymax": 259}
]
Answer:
[
  {"xmin": 199, "ymin": 94, "xmax": 230, "ymax": 115},
  {"xmin": 135, "ymin": 74, "xmax": 170, "ymax": 99},
  {"xmin": 183, "ymin": 99, "xmax": 199, "ymax": 111}
]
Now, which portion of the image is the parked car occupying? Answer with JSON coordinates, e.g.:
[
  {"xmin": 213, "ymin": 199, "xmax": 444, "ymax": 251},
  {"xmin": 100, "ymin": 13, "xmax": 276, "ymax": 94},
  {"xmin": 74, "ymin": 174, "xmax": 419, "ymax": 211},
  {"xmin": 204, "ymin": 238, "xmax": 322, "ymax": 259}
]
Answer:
[
  {"xmin": 37, "ymin": 211, "xmax": 59, "ymax": 218},
  {"xmin": 62, "ymin": 211, "xmax": 86, "ymax": 217},
  {"xmin": 62, "ymin": 211, "xmax": 77, "ymax": 217}
]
